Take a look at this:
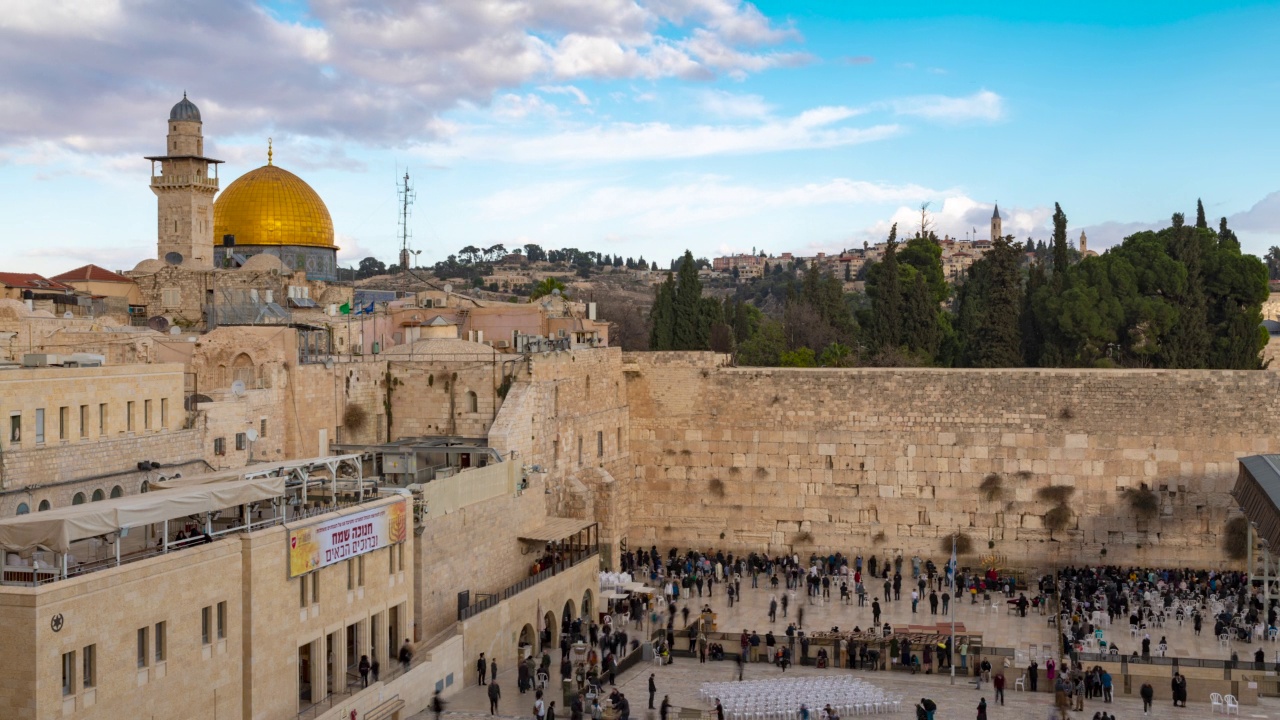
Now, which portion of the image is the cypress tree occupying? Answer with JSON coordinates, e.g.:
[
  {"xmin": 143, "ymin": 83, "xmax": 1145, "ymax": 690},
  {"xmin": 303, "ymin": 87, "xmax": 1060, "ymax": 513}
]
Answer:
[
  {"xmin": 872, "ymin": 224, "xmax": 903, "ymax": 350},
  {"xmin": 1218, "ymin": 217, "xmax": 1241, "ymax": 251},
  {"xmin": 972, "ymin": 237, "xmax": 1025, "ymax": 367},
  {"xmin": 648, "ymin": 273, "xmax": 676, "ymax": 350},
  {"xmin": 902, "ymin": 272, "xmax": 939, "ymax": 357},
  {"xmin": 671, "ymin": 251, "xmax": 706, "ymax": 350},
  {"xmin": 1195, "ymin": 199, "xmax": 1208, "ymax": 229},
  {"xmin": 1051, "ymin": 202, "xmax": 1070, "ymax": 283},
  {"xmin": 1021, "ymin": 261, "xmax": 1047, "ymax": 365}
]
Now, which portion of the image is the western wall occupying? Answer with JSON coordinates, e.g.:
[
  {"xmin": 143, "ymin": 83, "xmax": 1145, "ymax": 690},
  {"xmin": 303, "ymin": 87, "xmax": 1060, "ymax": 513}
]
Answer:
[{"xmin": 619, "ymin": 351, "xmax": 1280, "ymax": 568}]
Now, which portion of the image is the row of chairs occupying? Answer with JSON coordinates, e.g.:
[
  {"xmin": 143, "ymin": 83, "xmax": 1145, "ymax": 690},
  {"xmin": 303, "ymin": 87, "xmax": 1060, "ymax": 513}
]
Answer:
[{"xmin": 1209, "ymin": 692, "xmax": 1240, "ymax": 715}]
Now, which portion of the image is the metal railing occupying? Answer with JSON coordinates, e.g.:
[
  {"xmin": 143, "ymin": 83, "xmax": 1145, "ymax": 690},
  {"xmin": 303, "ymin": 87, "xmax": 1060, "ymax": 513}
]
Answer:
[{"xmin": 459, "ymin": 547, "xmax": 599, "ymax": 621}]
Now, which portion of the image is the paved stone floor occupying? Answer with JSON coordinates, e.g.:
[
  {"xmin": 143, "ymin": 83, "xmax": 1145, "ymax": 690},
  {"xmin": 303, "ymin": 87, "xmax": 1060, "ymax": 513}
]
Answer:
[
  {"xmin": 412, "ymin": 578, "xmax": 1280, "ymax": 720},
  {"xmin": 695, "ymin": 578, "xmax": 1278, "ymax": 663},
  {"xmin": 418, "ymin": 657, "xmax": 1280, "ymax": 720}
]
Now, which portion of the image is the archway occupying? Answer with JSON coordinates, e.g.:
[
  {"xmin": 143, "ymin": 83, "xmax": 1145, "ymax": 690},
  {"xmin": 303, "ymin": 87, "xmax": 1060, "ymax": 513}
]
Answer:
[
  {"xmin": 140, "ymin": 480, "xmax": 150, "ymax": 493},
  {"xmin": 561, "ymin": 599, "xmax": 576, "ymax": 638},
  {"xmin": 582, "ymin": 589, "xmax": 594, "ymax": 621},
  {"xmin": 518, "ymin": 623, "xmax": 535, "ymax": 662},
  {"xmin": 110, "ymin": 486, "xmax": 123, "ymax": 499},
  {"xmin": 231, "ymin": 353, "xmax": 255, "ymax": 387},
  {"xmin": 38, "ymin": 500, "xmax": 50, "ymax": 512},
  {"xmin": 72, "ymin": 493, "xmax": 86, "ymax": 505},
  {"xmin": 466, "ymin": 390, "xmax": 478, "ymax": 413},
  {"xmin": 91, "ymin": 489, "xmax": 105, "ymax": 502},
  {"xmin": 16, "ymin": 502, "xmax": 29, "ymax": 515},
  {"xmin": 543, "ymin": 611, "xmax": 558, "ymax": 652}
]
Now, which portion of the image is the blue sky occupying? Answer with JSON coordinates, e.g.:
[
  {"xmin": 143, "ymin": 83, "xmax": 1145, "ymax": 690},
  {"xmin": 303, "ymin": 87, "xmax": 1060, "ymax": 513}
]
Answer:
[{"xmin": 2, "ymin": 0, "xmax": 1278, "ymax": 276}]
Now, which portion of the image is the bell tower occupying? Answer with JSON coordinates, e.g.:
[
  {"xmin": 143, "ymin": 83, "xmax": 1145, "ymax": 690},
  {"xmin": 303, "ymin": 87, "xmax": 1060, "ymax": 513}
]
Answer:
[
  {"xmin": 144, "ymin": 93, "xmax": 222, "ymax": 268},
  {"xmin": 990, "ymin": 203, "xmax": 1003, "ymax": 242}
]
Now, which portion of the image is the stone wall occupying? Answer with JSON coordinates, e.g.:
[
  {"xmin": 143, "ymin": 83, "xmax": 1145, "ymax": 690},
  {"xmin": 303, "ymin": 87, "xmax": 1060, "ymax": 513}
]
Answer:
[
  {"xmin": 388, "ymin": 358, "xmax": 501, "ymax": 439},
  {"xmin": 623, "ymin": 352, "xmax": 1280, "ymax": 568},
  {"xmin": 489, "ymin": 348, "xmax": 635, "ymax": 567}
]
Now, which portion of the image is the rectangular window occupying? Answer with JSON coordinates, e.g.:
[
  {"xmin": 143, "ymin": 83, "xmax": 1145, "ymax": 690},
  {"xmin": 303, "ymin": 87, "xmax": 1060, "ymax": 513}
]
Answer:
[
  {"xmin": 137, "ymin": 627, "xmax": 149, "ymax": 668},
  {"xmin": 347, "ymin": 559, "xmax": 354, "ymax": 591},
  {"xmin": 597, "ymin": 430, "xmax": 603, "ymax": 458},
  {"xmin": 161, "ymin": 288, "xmax": 181, "ymax": 307},
  {"xmin": 389, "ymin": 544, "xmax": 396, "ymax": 574},
  {"xmin": 202, "ymin": 606, "xmax": 212, "ymax": 645},
  {"xmin": 79, "ymin": 405, "xmax": 88, "ymax": 438},
  {"xmin": 214, "ymin": 437, "xmax": 225, "ymax": 455},
  {"xmin": 9, "ymin": 413, "xmax": 19, "ymax": 444},
  {"xmin": 577, "ymin": 437, "xmax": 583, "ymax": 465},
  {"xmin": 82, "ymin": 645, "xmax": 95, "ymax": 689},
  {"xmin": 160, "ymin": 398, "xmax": 168, "ymax": 428},
  {"xmin": 144, "ymin": 399, "xmax": 152, "ymax": 430},
  {"xmin": 312, "ymin": 571, "xmax": 319, "ymax": 604},
  {"xmin": 235, "ymin": 432, "xmax": 246, "ymax": 451},
  {"xmin": 300, "ymin": 575, "xmax": 308, "ymax": 609},
  {"xmin": 617, "ymin": 427, "xmax": 623, "ymax": 453},
  {"xmin": 35, "ymin": 408, "xmax": 45, "ymax": 444},
  {"xmin": 58, "ymin": 406, "xmax": 68, "ymax": 440},
  {"xmin": 154, "ymin": 621, "xmax": 166, "ymax": 663},
  {"xmin": 358, "ymin": 556, "xmax": 365, "ymax": 587},
  {"xmin": 62, "ymin": 650, "xmax": 76, "ymax": 696},
  {"xmin": 260, "ymin": 418, "xmax": 267, "ymax": 438},
  {"xmin": 99, "ymin": 403, "xmax": 107, "ymax": 434},
  {"xmin": 398, "ymin": 543, "xmax": 405, "ymax": 572},
  {"xmin": 216, "ymin": 601, "xmax": 226, "ymax": 639},
  {"xmin": 126, "ymin": 401, "xmax": 135, "ymax": 432}
]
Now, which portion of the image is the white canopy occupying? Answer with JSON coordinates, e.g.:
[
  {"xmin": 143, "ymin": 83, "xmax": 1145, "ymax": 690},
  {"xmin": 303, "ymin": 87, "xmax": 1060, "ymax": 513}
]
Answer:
[
  {"xmin": 147, "ymin": 454, "xmax": 362, "ymax": 490},
  {"xmin": 0, "ymin": 476, "xmax": 285, "ymax": 553}
]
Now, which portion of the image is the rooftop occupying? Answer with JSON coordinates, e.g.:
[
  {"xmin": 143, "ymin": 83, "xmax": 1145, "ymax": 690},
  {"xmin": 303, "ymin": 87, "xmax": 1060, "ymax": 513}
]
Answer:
[{"xmin": 50, "ymin": 264, "xmax": 134, "ymax": 284}]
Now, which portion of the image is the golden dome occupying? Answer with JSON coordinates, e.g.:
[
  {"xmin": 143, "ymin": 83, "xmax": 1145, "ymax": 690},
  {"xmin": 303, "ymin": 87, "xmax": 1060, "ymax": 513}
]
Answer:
[{"xmin": 213, "ymin": 164, "xmax": 334, "ymax": 248}]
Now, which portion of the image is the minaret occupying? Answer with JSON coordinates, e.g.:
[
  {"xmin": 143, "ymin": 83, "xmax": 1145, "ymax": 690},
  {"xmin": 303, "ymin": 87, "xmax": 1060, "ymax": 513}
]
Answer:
[
  {"xmin": 990, "ymin": 203, "xmax": 1003, "ymax": 242},
  {"xmin": 145, "ymin": 93, "xmax": 222, "ymax": 268},
  {"xmin": 1079, "ymin": 230, "xmax": 1088, "ymax": 255}
]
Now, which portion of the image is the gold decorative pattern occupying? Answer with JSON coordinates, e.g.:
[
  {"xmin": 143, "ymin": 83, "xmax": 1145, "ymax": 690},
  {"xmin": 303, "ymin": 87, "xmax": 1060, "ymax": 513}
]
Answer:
[{"xmin": 212, "ymin": 164, "xmax": 334, "ymax": 248}]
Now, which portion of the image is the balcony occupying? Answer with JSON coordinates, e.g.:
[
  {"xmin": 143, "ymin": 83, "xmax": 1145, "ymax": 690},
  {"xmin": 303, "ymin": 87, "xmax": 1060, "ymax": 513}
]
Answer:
[{"xmin": 150, "ymin": 174, "xmax": 219, "ymax": 190}]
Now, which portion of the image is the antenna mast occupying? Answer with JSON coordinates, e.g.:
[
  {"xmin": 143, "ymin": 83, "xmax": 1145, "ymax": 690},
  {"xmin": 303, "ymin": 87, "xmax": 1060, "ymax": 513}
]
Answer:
[{"xmin": 398, "ymin": 171, "xmax": 416, "ymax": 271}]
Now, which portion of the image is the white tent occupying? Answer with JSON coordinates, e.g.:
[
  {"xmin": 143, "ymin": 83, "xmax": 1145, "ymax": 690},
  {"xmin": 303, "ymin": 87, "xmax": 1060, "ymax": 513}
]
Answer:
[{"xmin": 0, "ymin": 476, "xmax": 285, "ymax": 553}]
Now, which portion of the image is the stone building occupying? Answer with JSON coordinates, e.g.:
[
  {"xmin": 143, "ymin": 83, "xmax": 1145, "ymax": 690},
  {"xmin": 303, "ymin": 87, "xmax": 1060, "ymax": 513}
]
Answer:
[
  {"xmin": 990, "ymin": 202, "xmax": 1003, "ymax": 241},
  {"xmin": 0, "ymin": 362, "xmax": 203, "ymax": 515},
  {"xmin": 144, "ymin": 93, "xmax": 222, "ymax": 269}
]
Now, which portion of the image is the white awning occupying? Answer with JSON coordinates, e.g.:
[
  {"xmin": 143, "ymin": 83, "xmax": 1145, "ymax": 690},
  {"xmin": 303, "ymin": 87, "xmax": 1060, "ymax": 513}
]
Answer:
[{"xmin": 0, "ymin": 476, "xmax": 285, "ymax": 553}]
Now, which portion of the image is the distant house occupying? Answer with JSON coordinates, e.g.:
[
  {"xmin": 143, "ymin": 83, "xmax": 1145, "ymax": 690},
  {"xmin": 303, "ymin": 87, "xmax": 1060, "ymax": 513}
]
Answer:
[
  {"xmin": 0, "ymin": 272, "xmax": 95, "ymax": 316},
  {"xmin": 51, "ymin": 264, "xmax": 145, "ymax": 321}
]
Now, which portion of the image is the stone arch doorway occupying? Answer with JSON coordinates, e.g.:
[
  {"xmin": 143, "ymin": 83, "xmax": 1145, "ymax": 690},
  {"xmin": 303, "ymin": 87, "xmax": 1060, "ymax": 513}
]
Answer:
[
  {"xmin": 231, "ymin": 353, "xmax": 255, "ymax": 387},
  {"xmin": 562, "ymin": 599, "xmax": 576, "ymax": 628},
  {"xmin": 581, "ymin": 589, "xmax": 594, "ymax": 620},
  {"xmin": 518, "ymin": 623, "xmax": 535, "ymax": 662},
  {"xmin": 543, "ymin": 611, "xmax": 558, "ymax": 651}
]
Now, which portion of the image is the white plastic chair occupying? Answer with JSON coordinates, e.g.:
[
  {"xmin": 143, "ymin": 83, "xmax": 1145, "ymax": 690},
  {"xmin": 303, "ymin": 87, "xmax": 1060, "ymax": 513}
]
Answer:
[
  {"xmin": 1210, "ymin": 692, "xmax": 1224, "ymax": 714},
  {"xmin": 1225, "ymin": 694, "xmax": 1239, "ymax": 715},
  {"xmin": 1219, "ymin": 633, "xmax": 1231, "ymax": 647},
  {"xmin": 1014, "ymin": 673, "xmax": 1026, "ymax": 691}
]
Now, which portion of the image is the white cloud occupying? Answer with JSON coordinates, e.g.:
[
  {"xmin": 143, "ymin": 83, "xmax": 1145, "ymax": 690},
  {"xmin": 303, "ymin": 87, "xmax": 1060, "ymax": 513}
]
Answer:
[
  {"xmin": 420, "ymin": 106, "xmax": 895, "ymax": 162},
  {"xmin": 491, "ymin": 93, "xmax": 563, "ymax": 120},
  {"xmin": 863, "ymin": 196, "xmax": 1050, "ymax": 242},
  {"xmin": 0, "ymin": 0, "xmax": 808, "ymax": 153},
  {"xmin": 698, "ymin": 90, "xmax": 773, "ymax": 119},
  {"xmin": 1230, "ymin": 190, "xmax": 1280, "ymax": 234},
  {"xmin": 477, "ymin": 177, "xmax": 940, "ymax": 233},
  {"xmin": 885, "ymin": 90, "xmax": 1005, "ymax": 123},
  {"xmin": 539, "ymin": 84, "xmax": 592, "ymax": 105}
]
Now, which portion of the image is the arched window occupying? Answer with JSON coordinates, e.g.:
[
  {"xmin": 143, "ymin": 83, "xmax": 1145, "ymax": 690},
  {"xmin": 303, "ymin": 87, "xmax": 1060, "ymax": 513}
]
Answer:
[
  {"xmin": 231, "ymin": 353, "xmax": 256, "ymax": 388},
  {"xmin": 72, "ymin": 493, "xmax": 86, "ymax": 505},
  {"xmin": 91, "ymin": 489, "xmax": 105, "ymax": 502},
  {"xmin": 16, "ymin": 503, "xmax": 29, "ymax": 515},
  {"xmin": 466, "ymin": 390, "xmax": 478, "ymax": 413},
  {"xmin": 110, "ymin": 486, "xmax": 123, "ymax": 498},
  {"xmin": 140, "ymin": 480, "xmax": 150, "ymax": 494},
  {"xmin": 38, "ymin": 500, "xmax": 50, "ymax": 512}
]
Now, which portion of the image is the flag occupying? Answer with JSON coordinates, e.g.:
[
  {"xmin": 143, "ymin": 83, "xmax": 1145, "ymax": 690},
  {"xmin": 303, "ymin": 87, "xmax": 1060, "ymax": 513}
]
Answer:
[{"xmin": 339, "ymin": 302, "xmax": 351, "ymax": 315}]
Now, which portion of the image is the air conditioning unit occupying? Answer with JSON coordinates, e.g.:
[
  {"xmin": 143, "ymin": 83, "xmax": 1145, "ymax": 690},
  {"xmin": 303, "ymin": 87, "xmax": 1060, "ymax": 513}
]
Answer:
[
  {"xmin": 63, "ymin": 353, "xmax": 106, "ymax": 367},
  {"xmin": 22, "ymin": 354, "xmax": 60, "ymax": 367}
]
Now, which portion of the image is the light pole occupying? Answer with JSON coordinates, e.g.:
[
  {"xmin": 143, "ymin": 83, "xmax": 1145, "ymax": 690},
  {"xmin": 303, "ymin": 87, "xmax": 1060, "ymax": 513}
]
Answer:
[{"xmin": 949, "ymin": 532, "xmax": 957, "ymax": 685}]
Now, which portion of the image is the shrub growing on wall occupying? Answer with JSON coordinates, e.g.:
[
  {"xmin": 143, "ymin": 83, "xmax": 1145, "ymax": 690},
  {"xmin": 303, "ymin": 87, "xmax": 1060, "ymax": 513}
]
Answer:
[
  {"xmin": 979, "ymin": 474, "xmax": 1003, "ymax": 502},
  {"xmin": 343, "ymin": 404, "xmax": 368, "ymax": 432},
  {"xmin": 939, "ymin": 532, "xmax": 972, "ymax": 555},
  {"xmin": 1125, "ymin": 485, "xmax": 1160, "ymax": 520}
]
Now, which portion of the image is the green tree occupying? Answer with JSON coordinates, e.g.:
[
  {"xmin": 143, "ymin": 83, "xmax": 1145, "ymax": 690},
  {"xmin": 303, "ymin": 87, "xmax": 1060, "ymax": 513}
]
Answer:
[
  {"xmin": 648, "ymin": 273, "xmax": 676, "ymax": 350},
  {"xmin": 671, "ymin": 251, "xmax": 708, "ymax": 350},
  {"xmin": 779, "ymin": 347, "xmax": 817, "ymax": 367},
  {"xmin": 902, "ymin": 272, "xmax": 940, "ymax": 357},
  {"xmin": 868, "ymin": 224, "xmax": 903, "ymax": 351},
  {"xmin": 955, "ymin": 237, "xmax": 1025, "ymax": 367},
  {"xmin": 818, "ymin": 342, "xmax": 855, "ymax": 367},
  {"xmin": 737, "ymin": 319, "xmax": 786, "ymax": 366},
  {"xmin": 1265, "ymin": 245, "xmax": 1280, "ymax": 281},
  {"xmin": 899, "ymin": 232, "xmax": 948, "ymax": 303},
  {"xmin": 529, "ymin": 276, "xmax": 567, "ymax": 300},
  {"xmin": 1196, "ymin": 198, "xmax": 1208, "ymax": 229}
]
